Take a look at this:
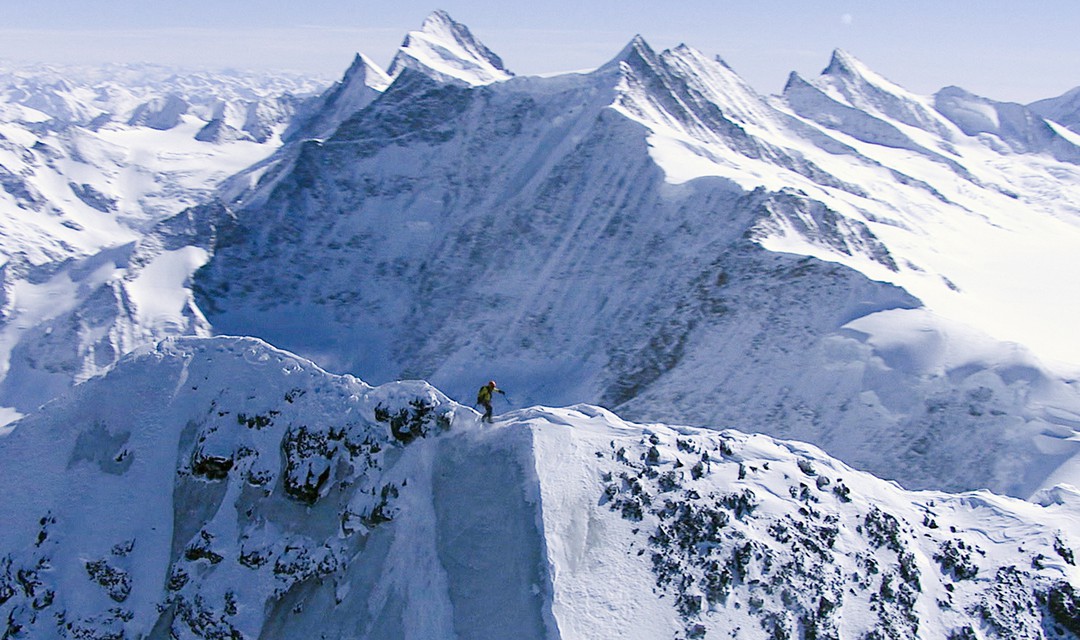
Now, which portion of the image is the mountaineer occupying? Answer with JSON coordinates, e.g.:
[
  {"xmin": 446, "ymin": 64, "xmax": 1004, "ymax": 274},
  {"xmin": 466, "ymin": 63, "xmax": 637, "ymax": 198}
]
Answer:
[{"xmin": 476, "ymin": 380, "xmax": 506, "ymax": 423}]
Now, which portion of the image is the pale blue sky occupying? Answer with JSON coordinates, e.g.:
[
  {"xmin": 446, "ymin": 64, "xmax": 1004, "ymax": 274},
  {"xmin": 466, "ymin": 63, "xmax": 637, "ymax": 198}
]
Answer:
[{"xmin": 1, "ymin": 1, "xmax": 1077, "ymax": 103}]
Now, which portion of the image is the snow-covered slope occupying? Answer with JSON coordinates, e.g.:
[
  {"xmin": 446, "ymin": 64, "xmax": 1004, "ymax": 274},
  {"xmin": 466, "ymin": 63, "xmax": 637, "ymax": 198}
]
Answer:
[
  {"xmin": 3, "ymin": 12, "xmax": 1080, "ymax": 501},
  {"xmin": 0, "ymin": 61, "xmax": 325, "ymax": 261},
  {"xmin": 191, "ymin": 22, "xmax": 1080, "ymax": 497},
  {"xmin": 934, "ymin": 85, "xmax": 1080, "ymax": 164},
  {"xmin": 4, "ymin": 14, "xmax": 1080, "ymax": 640},
  {"xmin": 0, "ymin": 336, "xmax": 1078, "ymax": 639}
]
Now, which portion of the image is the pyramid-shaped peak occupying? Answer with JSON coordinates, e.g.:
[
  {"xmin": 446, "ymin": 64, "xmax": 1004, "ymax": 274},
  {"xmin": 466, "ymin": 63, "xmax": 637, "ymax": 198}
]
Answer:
[
  {"xmin": 420, "ymin": 9, "xmax": 459, "ymax": 32},
  {"xmin": 608, "ymin": 34, "xmax": 654, "ymax": 60},
  {"xmin": 782, "ymin": 70, "xmax": 813, "ymax": 93},
  {"xmin": 281, "ymin": 52, "xmax": 389, "ymax": 142},
  {"xmin": 598, "ymin": 35, "xmax": 661, "ymax": 74},
  {"xmin": 823, "ymin": 48, "xmax": 866, "ymax": 77},
  {"xmin": 818, "ymin": 48, "xmax": 916, "ymax": 98},
  {"xmin": 343, "ymin": 53, "xmax": 391, "ymax": 92},
  {"xmin": 388, "ymin": 10, "xmax": 512, "ymax": 86}
]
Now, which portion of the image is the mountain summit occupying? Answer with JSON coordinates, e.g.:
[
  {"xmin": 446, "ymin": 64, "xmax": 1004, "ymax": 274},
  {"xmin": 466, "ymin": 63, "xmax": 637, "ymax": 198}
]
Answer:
[
  {"xmin": 387, "ymin": 10, "xmax": 513, "ymax": 86},
  {"xmin": 284, "ymin": 53, "xmax": 390, "ymax": 142}
]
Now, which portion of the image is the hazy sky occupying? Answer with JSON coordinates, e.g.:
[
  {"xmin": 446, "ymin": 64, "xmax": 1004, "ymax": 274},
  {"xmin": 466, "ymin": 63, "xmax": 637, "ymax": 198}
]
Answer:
[{"xmin": 1, "ymin": 1, "xmax": 1077, "ymax": 103}]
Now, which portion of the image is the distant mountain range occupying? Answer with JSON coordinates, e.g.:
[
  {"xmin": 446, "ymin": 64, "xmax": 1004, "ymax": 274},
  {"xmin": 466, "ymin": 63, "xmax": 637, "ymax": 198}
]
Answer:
[{"xmin": 0, "ymin": 61, "xmax": 326, "ymax": 419}]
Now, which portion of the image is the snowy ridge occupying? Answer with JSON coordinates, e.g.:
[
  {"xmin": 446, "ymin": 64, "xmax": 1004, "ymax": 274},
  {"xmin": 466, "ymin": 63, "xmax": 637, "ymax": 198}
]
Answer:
[
  {"xmin": 0, "ymin": 336, "xmax": 1078, "ymax": 639},
  {"xmin": 935, "ymin": 86, "xmax": 1080, "ymax": 164},
  {"xmin": 386, "ymin": 9, "xmax": 513, "ymax": 86}
]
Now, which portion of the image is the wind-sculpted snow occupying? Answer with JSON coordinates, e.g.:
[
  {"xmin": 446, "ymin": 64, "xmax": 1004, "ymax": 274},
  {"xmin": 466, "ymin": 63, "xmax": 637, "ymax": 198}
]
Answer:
[{"xmin": 0, "ymin": 336, "xmax": 1078, "ymax": 639}]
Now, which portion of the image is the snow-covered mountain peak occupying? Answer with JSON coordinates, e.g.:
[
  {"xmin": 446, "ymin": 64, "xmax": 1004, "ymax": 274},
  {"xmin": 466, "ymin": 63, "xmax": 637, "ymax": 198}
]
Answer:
[
  {"xmin": 600, "ymin": 34, "xmax": 660, "ymax": 73},
  {"xmin": 822, "ymin": 47, "xmax": 865, "ymax": 79},
  {"xmin": 810, "ymin": 48, "xmax": 954, "ymax": 137},
  {"xmin": 386, "ymin": 10, "xmax": 512, "ymax": 86},
  {"xmin": 819, "ymin": 48, "xmax": 913, "ymax": 103},
  {"xmin": 658, "ymin": 43, "xmax": 772, "ymax": 126},
  {"xmin": 781, "ymin": 69, "xmax": 811, "ymax": 94},
  {"xmin": 282, "ymin": 53, "xmax": 390, "ymax": 142},
  {"xmin": 602, "ymin": 36, "xmax": 810, "ymax": 176},
  {"xmin": 345, "ymin": 53, "xmax": 391, "ymax": 92},
  {"xmin": 419, "ymin": 8, "xmax": 465, "ymax": 33}
]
